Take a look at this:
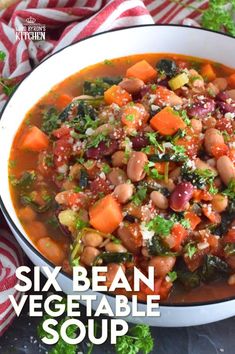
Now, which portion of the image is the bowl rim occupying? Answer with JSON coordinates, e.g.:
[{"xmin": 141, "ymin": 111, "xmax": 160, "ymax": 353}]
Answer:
[{"xmin": 1, "ymin": 23, "xmax": 235, "ymax": 308}]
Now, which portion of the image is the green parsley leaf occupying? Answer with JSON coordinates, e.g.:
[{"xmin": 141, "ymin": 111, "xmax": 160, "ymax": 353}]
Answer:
[
  {"xmin": 115, "ymin": 324, "xmax": 154, "ymax": 354},
  {"xmin": 223, "ymin": 179, "xmax": 235, "ymax": 199},
  {"xmin": 86, "ymin": 133, "xmax": 107, "ymax": 148},
  {"xmin": 147, "ymin": 215, "xmax": 174, "ymax": 237},
  {"xmin": 167, "ymin": 271, "xmax": 177, "ymax": 282},
  {"xmin": 75, "ymin": 218, "xmax": 88, "ymax": 230},
  {"xmin": 184, "ymin": 243, "xmax": 197, "ymax": 259},
  {"xmin": 131, "ymin": 187, "xmax": 147, "ymax": 206},
  {"xmin": 102, "ymin": 163, "xmax": 111, "ymax": 174},
  {"xmin": 41, "ymin": 107, "xmax": 59, "ymax": 134}
]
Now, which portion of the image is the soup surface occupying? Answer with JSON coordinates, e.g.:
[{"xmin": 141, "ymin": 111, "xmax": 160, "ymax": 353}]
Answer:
[{"xmin": 9, "ymin": 53, "xmax": 235, "ymax": 303}]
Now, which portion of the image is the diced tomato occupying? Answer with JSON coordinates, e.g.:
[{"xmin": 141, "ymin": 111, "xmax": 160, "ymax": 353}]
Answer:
[
  {"xmin": 53, "ymin": 137, "xmax": 72, "ymax": 167},
  {"xmin": 224, "ymin": 229, "xmax": 235, "ymax": 243},
  {"xmin": 52, "ymin": 125, "xmax": 71, "ymax": 139},
  {"xmin": 121, "ymin": 103, "xmax": 149, "ymax": 129},
  {"xmin": 210, "ymin": 143, "xmax": 229, "ymax": 159},
  {"xmin": 175, "ymin": 135, "xmax": 201, "ymax": 158},
  {"xmin": 216, "ymin": 117, "xmax": 233, "ymax": 134},
  {"xmin": 185, "ymin": 211, "xmax": 201, "ymax": 230},
  {"xmin": 193, "ymin": 189, "xmax": 213, "ymax": 202},
  {"xmin": 202, "ymin": 205, "xmax": 221, "ymax": 224},
  {"xmin": 89, "ymin": 177, "xmax": 112, "ymax": 196},
  {"xmin": 67, "ymin": 192, "xmax": 88, "ymax": 208},
  {"xmin": 159, "ymin": 279, "xmax": 173, "ymax": 300},
  {"xmin": 171, "ymin": 223, "xmax": 188, "ymax": 251},
  {"xmin": 228, "ymin": 149, "xmax": 235, "ymax": 163}
]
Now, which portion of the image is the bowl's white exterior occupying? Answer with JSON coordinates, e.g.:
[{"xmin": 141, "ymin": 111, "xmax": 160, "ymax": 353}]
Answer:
[{"xmin": 1, "ymin": 25, "xmax": 235, "ymax": 327}]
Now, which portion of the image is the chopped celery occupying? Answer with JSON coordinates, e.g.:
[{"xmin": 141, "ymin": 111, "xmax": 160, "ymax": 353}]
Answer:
[{"xmin": 169, "ymin": 72, "xmax": 189, "ymax": 90}]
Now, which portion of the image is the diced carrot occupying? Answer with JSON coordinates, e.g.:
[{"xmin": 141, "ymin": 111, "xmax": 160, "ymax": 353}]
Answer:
[
  {"xmin": 20, "ymin": 126, "xmax": 49, "ymax": 152},
  {"xmin": 154, "ymin": 162, "xmax": 166, "ymax": 174},
  {"xmin": 201, "ymin": 63, "xmax": 216, "ymax": 81},
  {"xmin": 210, "ymin": 143, "xmax": 228, "ymax": 159},
  {"xmin": 56, "ymin": 94, "xmax": 72, "ymax": 110},
  {"xmin": 89, "ymin": 194, "xmax": 123, "ymax": 233},
  {"xmin": 104, "ymin": 85, "xmax": 131, "ymax": 107},
  {"xmin": 37, "ymin": 237, "xmax": 65, "ymax": 265},
  {"xmin": 171, "ymin": 223, "xmax": 188, "ymax": 251},
  {"xmin": 202, "ymin": 205, "xmax": 221, "ymax": 224},
  {"xmin": 121, "ymin": 103, "xmax": 149, "ymax": 128},
  {"xmin": 185, "ymin": 211, "xmax": 201, "ymax": 230},
  {"xmin": 150, "ymin": 107, "xmax": 186, "ymax": 136},
  {"xmin": 126, "ymin": 60, "xmax": 157, "ymax": 83},
  {"xmin": 227, "ymin": 73, "xmax": 235, "ymax": 88}
]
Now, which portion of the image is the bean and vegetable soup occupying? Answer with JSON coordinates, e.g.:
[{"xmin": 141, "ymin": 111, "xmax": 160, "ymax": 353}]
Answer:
[{"xmin": 9, "ymin": 54, "xmax": 235, "ymax": 303}]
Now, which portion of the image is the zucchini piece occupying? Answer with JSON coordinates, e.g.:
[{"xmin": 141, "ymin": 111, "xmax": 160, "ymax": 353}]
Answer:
[{"xmin": 168, "ymin": 72, "xmax": 189, "ymax": 90}]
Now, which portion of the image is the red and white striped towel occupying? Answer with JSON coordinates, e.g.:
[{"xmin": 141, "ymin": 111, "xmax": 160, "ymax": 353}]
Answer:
[
  {"xmin": 0, "ymin": 0, "xmax": 209, "ymax": 110},
  {"xmin": 0, "ymin": 229, "xmax": 24, "ymax": 336}
]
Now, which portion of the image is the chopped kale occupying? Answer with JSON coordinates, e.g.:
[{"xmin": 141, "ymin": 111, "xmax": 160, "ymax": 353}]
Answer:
[{"xmin": 42, "ymin": 107, "xmax": 59, "ymax": 134}]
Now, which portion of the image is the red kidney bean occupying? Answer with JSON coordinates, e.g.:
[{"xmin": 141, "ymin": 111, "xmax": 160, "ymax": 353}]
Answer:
[
  {"xmin": 216, "ymin": 101, "xmax": 235, "ymax": 114},
  {"xmin": 130, "ymin": 134, "xmax": 149, "ymax": 150},
  {"xmin": 89, "ymin": 177, "xmax": 112, "ymax": 195},
  {"xmin": 187, "ymin": 98, "xmax": 215, "ymax": 118},
  {"xmin": 216, "ymin": 91, "xmax": 230, "ymax": 102},
  {"xmin": 86, "ymin": 139, "xmax": 118, "ymax": 159},
  {"xmin": 169, "ymin": 182, "xmax": 194, "ymax": 212}
]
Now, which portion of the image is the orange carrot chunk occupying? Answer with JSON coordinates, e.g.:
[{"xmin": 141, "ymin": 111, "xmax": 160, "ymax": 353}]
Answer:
[
  {"xmin": 126, "ymin": 60, "xmax": 157, "ymax": 83},
  {"xmin": 121, "ymin": 103, "xmax": 149, "ymax": 128},
  {"xmin": 227, "ymin": 73, "xmax": 235, "ymax": 88},
  {"xmin": 150, "ymin": 107, "xmax": 186, "ymax": 136},
  {"xmin": 89, "ymin": 194, "xmax": 123, "ymax": 233},
  {"xmin": 201, "ymin": 63, "xmax": 216, "ymax": 81},
  {"xmin": 20, "ymin": 126, "xmax": 49, "ymax": 152},
  {"xmin": 104, "ymin": 85, "xmax": 131, "ymax": 107},
  {"xmin": 56, "ymin": 94, "xmax": 72, "ymax": 110}
]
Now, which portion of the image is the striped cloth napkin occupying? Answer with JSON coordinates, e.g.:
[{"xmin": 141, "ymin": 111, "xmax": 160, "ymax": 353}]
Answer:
[{"xmin": 0, "ymin": 0, "xmax": 208, "ymax": 336}]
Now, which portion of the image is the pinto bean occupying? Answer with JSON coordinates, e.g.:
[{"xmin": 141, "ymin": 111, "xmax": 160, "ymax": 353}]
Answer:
[
  {"xmin": 227, "ymin": 89, "xmax": 235, "ymax": 101},
  {"xmin": 82, "ymin": 231, "xmax": 103, "ymax": 247},
  {"xmin": 204, "ymin": 128, "xmax": 224, "ymax": 155},
  {"xmin": 195, "ymin": 158, "xmax": 218, "ymax": 175},
  {"xmin": 213, "ymin": 78, "xmax": 228, "ymax": 91},
  {"xmin": 217, "ymin": 156, "xmax": 235, "ymax": 186},
  {"xmin": 107, "ymin": 168, "xmax": 127, "ymax": 186},
  {"xmin": 169, "ymin": 182, "xmax": 194, "ymax": 212},
  {"xmin": 80, "ymin": 246, "xmax": 100, "ymax": 266},
  {"xmin": 127, "ymin": 151, "xmax": 148, "ymax": 182},
  {"xmin": 148, "ymin": 256, "xmax": 176, "ymax": 277},
  {"xmin": 18, "ymin": 206, "xmax": 36, "ymax": 222},
  {"xmin": 118, "ymin": 77, "xmax": 145, "ymax": 94},
  {"xmin": 113, "ymin": 183, "xmax": 134, "ymax": 204},
  {"xmin": 150, "ymin": 191, "xmax": 169, "ymax": 209},
  {"xmin": 105, "ymin": 242, "xmax": 127, "ymax": 253},
  {"xmin": 117, "ymin": 223, "xmax": 142, "ymax": 254},
  {"xmin": 212, "ymin": 194, "xmax": 228, "ymax": 213},
  {"xmin": 203, "ymin": 116, "xmax": 217, "ymax": 129},
  {"xmin": 111, "ymin": 151, "xmax": 127, "ymax": 167},
  {"xmin": 191, "ymin": 118, "xmax": 202, "ymax": 134},
  {"xmin": 169, "ymin": 167, "xmax": 181, "ymax": 181}
]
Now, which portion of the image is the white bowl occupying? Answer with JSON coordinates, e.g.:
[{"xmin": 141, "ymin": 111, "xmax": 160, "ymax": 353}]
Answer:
[{"xmin": 1, "ymin": 25, "xmax": 235, "ymax": 327}]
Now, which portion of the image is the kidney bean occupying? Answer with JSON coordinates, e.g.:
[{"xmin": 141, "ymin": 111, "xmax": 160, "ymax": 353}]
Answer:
[
  {"xmin": 90, "ymin": 177, "xmax": 112, "ymax": 195},
  {"xmin": 130, "ymin": 134, "xmax": 149, "ymax": 150},
  {"xmin": 216, "ymin": 101, "xmax": 235, "ymax": 114},
  {"xmin": 86, "ymin": 140, "xmax": 118, "ymax": 159},
  {"xmin": 148, "ymin": 256, "xmax": 176, "ymax": 277},
  {"xmin": 216, "ymin": 91, "xmax": 229, "ymax": 102},
  {"xmin": 204, "ymin": 128, "xmax": 224, "ymax": 155},
  {"xmin": 169, "ymin": 182, "xmax": 194, "ymax": 212},
  {"xmin": 118, "ymin": 77, "xmax": 145, "ymax": 94},
  {"xmin": 187, "ymin": 98, "xmax": 215, "ymax": 118},
  {"xmin": 127, "ymin": 151, "xmax": 148, "ymax": 182},
  {"xmin": 217, "ymin": 156, "xmax": 235, "ymax": 186}
]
